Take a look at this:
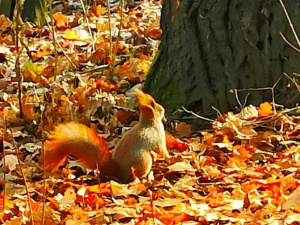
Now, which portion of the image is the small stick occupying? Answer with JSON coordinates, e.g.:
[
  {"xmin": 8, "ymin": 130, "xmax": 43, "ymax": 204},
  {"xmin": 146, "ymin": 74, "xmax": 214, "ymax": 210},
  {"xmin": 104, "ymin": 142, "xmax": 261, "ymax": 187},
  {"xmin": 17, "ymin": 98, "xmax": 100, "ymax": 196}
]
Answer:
[
  {"xmin": 13, "ymin": 0, "xmax": 24, "ymax": 119},
  {"xmin": 279, "ymin": 0, "xmax": 300, "ymax": 48},
  {"xmin": 48, "ymin": 0, "xmax": 59, "ymax": 80},
  {"xmin": 280, "ymin": 32, "xmax": 300, "ymax": 53},
  {"xmin": 10, "ymin": 129, "xmax": 34, "ymax": 225},
  {"xmin": 79, "ymin": 0, "xmax": 95, "ymax": 51},
  {"xmin": 107, "ymin": 0, "xmax": 113, "ymax": 76},
  {"xmin": 181, "ymin": 107, "xmax": 214, "ymax": 122},
  {"xmin": 111, "ymin": 0, "xmax": 124, "ymax": 78},
  {"xmin": 1, "ymin": 118, "xmax": 6, "ymax": 223}
]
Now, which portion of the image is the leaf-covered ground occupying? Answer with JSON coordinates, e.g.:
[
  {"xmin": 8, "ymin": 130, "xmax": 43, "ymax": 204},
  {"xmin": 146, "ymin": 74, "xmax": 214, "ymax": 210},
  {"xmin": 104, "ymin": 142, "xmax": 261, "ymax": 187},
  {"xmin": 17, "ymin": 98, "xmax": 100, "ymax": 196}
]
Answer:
[{"xmin": 1, "ymin": 0, "xmax": 300, "ymax": 224}]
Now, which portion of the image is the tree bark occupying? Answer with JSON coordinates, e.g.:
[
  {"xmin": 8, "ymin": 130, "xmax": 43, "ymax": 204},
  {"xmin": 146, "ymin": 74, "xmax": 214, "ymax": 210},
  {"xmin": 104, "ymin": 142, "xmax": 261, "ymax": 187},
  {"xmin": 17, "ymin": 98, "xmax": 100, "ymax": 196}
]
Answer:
[
  {"xmin": 0, "ymin": 0, "xmax": 14, "ymax": 18},
  {"xmin": 22, "ymin": 0, "xmax": 47, "ymax": 25},
  {"xmin": 145, "ymin": 0, "xmax": 300, "ymax": 117},
  {"xmin": 0, "ymin": 0, "xmax": 47, "ymax": 25}
]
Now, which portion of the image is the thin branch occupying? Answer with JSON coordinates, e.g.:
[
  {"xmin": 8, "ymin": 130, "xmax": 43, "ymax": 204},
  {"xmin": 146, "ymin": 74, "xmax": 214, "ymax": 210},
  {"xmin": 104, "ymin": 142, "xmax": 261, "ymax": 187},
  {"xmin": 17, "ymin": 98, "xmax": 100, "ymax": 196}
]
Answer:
[
  {"xmin": 279, "ymin": 0, "xmax": 300, "ymax": 48},
  {"xmin": 79, "ymin": 0, "xmax": 95, "ymax": 51},
  {"xmin": 10, "ymin": 129, "xmax": 34, "ymax": 225},
  {"xmin": 211, "ymin": 106, "xmax": 223, "ymax": 117},
  {"xmin": 181, "ymin": 107, "xmax": 214, "ymax": 122},
  {"xmin": 56, "ymin": 42, "xmax": 77, "ymax": 69},
  {"xmin": 13, "ymin": 0, "xmax": 24, "ymax": 119},
  {"xmin": 236, "ymin": 75, "xmax": 283, "ymax": 114},
  {"xmin": 1, "ymin": 120, "xmax": 6, "ymax": 224},
  {"xmin": 78, "ymin": 64, "xmax": 109, "ymax": 74},
  {"xmin": 234, "ymin": 89, "xmax": 243, "ymax": 110},
  {"xmin": 48, "ymin": 0, "xmax": 58, "ymax": 80},
  {"xmin": 279, "ymin": 32, "xmax": 300, "ymax": 53},
  {"xmin": 111, "ymin": 0, "xmax": 124, "ymax": 78},
  {"xmin": 40, "ymin": 98, "xmax": 46, "ymax": 225},
  {"xmin": 107, "ymin": 0, "xmax": 113, "ymax": 75}
]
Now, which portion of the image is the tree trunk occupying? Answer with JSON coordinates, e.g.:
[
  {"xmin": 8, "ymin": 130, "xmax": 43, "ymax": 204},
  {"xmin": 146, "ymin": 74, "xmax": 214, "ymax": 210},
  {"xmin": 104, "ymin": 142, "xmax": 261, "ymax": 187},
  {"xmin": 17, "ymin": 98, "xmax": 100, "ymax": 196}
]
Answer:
[
  {"xmin": 145, "ymin": 0, "xmax": 300, "ymax": 118},
  {"xmin": 0, "ymin": 0, "xmax": 47, "ymax": 25},
  {"xmin": 22, "ymin": 0, "xmax": 47, "ymax": 25},
  {"xmin": 0, "ymin": 0, "xmax": 14, "ymax": 18}
]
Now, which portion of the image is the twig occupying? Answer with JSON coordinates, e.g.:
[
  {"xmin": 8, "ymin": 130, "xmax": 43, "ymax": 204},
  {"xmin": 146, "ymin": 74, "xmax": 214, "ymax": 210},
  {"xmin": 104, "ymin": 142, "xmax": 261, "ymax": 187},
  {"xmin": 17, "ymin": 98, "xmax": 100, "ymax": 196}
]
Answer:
[
  {"xmin": 79, "ymin": 0, "xmax": 95, "ymax": 51},
  {"xmin": 56, "ymin": 42, "xmax": 77, "ymax": 69},
  {"xmin": 107, "ymin": 0, "xmax": 113, "ymax": 75},
  {"xmin": 1, "ymin": 119, "xmax": 6, "ymax": 224},
  {"xmin": 211, "ymin": 106, "xmax": 223, "ymax": 117},
  {"xmin": 39, "ymin": 0, "xmax": 77, "ymax": 70},
  {"xmin": 15, "ymin": 45, "xmax": 24, "ymax": 119},
  {"xmin": 13, "ymin": 0, "xmax": 24, "ymax": 119},
  {"xmin": 48, "ymin": 0, "xmax": 58, "ymax": 80},
  {"xmin": 181, "ymin": 107, "xmax": 214, "ymax": 122},
  {"xmin": 96, "ymin": 163, "xmax": 102, "ymax": 195},
  {"xmin": 10, "ymin": 129, "xmax": 34, "ymax": 225},
  {"xmin": 40, "ymin": 98, "xmax": 46, "ymax": 225},
  {"xmin": 279, "ymin": 32, "xmax": 300, "ymax": 53},
  {"xmin": 234, "ymin": 89, "xmax": 243, "ymax": 110},
  {"xmin": 111, "ymin": 0, "xmax": 124, "ymax": 78},
  {"xmin": 78, "ymin": 64, "xmax": 110, "ymax": 74},
  {"xmin": 279, "ymin": 0, "xmax": 300, "ymax": 48},
  {"xmin": 236, "ymin": 75, "xmax": 283, "ymax": 114}
]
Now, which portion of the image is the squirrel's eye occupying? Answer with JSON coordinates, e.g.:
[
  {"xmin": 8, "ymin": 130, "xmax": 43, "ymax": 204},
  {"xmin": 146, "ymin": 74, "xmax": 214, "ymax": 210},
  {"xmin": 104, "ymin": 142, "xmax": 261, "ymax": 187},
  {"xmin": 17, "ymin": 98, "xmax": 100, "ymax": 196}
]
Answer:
[{"xmin": 150, "ymin": 101, "xmax": 155, "ymax": 108}]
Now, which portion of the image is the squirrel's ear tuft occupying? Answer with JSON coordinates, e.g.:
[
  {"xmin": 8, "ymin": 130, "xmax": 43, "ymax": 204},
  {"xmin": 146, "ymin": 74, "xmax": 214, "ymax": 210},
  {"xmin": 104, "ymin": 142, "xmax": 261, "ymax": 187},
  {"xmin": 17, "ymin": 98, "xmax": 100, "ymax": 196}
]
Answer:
[{"xmin": 136, "ymin": 89, "xmax": 156, "ymax": 106}]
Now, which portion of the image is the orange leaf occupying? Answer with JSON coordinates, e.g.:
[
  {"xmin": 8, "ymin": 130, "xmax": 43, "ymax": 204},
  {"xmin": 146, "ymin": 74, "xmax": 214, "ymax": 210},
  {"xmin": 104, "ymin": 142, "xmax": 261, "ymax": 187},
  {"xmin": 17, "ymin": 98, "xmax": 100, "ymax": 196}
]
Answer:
[
  {"xmin": 53, "ymin": 12, "xmax": 68, "ymax": 27},
  {"xmin": 258, "ymin": 102, "xmax": 273, "ymax": 117},
  {"xmin": 36, "ymin": 47, "xmax": 51, "ymax": 58},
  {"xmin": 90, "ymin": 5, "xmax": 106, "ymax": 16},
  {"xmin": 165, "ymin": 131, "xmax": 189, "ymax": 150}
]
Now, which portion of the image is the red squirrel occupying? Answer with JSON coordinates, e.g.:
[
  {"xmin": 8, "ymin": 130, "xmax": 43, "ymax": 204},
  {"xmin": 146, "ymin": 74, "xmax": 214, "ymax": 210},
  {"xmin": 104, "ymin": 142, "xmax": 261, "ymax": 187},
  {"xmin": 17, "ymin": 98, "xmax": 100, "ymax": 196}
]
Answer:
[{"xmin": 44, "ymin": 89, "xmax": 169, "ymax": 183}]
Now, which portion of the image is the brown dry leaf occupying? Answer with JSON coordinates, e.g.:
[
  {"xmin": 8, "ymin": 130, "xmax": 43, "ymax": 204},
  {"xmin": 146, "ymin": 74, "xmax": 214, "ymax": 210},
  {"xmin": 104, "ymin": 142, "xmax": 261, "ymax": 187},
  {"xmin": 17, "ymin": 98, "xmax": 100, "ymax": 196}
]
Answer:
[
  {"xmin": 283, "ymin": 186, "xmax": 300, "ymax": 210},
  {"xmin": 175, "ymin": 122, "xmax": 192, "ymax": 138},
  {"xmin": 3, "ymin": 155, "xmax": 18, "ymax": 171},
  {"xmin": 110, "ymin": 179, "xmax": 148, "ymax": 197},
  {"xmin": 167, "ymin": 161, "xmax": 195, "ymax": 173},
  {"xmin": 116, "ymin": 109, "xmax": 138, "ymax": 124},
  {"xmin": 90, "ymin": 5, "xmax": 106, "ymax": 16},
  {"xmin": 22, "ymin": 95, "xmax": 41, "ymax": 120},
  {"xmin": 32, "ymin": 203, "xmax": 60, "ymax": 225},
  {"xmin": 105, "ymin": 207, "xmax": 139, "ymax": 221},
  {"xmin": 54, "ymin": 188, "xmax": 77, "ymax": 210},
  {"xmin": 0, "ymin": 15, "xmax": 12, "ymax": 32}
]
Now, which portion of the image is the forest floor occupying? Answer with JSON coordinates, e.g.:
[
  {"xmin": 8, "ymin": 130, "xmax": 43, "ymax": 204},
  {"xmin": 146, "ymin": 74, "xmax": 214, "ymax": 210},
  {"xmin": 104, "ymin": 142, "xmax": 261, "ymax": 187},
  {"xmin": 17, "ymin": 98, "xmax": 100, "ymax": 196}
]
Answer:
[{"xmin": 1, "ymin": 0, "xmax": 300, "ymax": 224}]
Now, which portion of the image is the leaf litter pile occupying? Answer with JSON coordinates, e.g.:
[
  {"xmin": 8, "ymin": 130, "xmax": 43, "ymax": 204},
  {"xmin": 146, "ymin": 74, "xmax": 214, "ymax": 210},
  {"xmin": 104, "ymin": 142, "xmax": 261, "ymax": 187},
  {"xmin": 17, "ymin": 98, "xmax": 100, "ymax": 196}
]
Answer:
[{"xmin": 1, "ymin": 0, "xmax": 300, "ymax": 224}]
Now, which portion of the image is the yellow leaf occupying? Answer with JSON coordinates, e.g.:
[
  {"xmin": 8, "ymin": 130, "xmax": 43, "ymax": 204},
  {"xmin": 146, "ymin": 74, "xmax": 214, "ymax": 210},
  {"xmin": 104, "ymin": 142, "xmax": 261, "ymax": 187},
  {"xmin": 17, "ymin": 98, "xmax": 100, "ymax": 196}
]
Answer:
[{"xmin": 64, "ymin": 29, "xmax": 79, "ymax": 40}]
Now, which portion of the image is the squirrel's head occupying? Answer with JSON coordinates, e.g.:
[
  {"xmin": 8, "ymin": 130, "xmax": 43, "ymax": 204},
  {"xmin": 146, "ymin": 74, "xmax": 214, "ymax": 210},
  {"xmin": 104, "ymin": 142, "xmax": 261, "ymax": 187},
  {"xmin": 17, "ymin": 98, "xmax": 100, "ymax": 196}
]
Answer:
[{"xmin": 136, "ymin": 89, "xmax": 165, "ymax": 122}]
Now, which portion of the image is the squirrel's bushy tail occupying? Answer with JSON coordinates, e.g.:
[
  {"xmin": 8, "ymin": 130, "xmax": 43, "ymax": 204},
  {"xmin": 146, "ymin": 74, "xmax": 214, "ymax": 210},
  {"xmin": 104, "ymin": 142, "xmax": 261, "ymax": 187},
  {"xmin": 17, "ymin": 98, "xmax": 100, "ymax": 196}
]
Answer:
[{"xmin": 44, "ymin": 122, "xmax": 110, "ymax": 171}]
